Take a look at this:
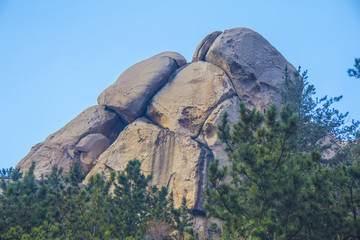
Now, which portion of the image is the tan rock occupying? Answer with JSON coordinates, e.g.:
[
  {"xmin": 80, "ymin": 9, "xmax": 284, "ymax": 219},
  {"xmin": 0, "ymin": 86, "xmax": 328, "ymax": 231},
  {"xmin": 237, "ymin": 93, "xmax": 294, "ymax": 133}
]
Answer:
[
  {"xmin": 197, "ymin": 96, "xmax": 241, "ymax": 166},
  {"xmin": 98, "ymin": 52, "xmax": 185, "ymax": 123},
  {"xmin": 192, "ymin": 31, "xmax": 222, "ymax": 62},
  {"xmin": 85, "ymin": 117, "xmax": 213, "ymax": 212},
  {"xmin": 75, "ymin": 133, "xmax": 110, "ymax": 172},
  {"xmin": 146, "ymin": 61, "xmax": 236, "ymax": 137},
  {"xmin": 16, "ymin": 106, "xmax": 124, "ymax": 178},
  {"xmin": 205, "ymin": 27, "xmax": 299, "ymax": 112}
]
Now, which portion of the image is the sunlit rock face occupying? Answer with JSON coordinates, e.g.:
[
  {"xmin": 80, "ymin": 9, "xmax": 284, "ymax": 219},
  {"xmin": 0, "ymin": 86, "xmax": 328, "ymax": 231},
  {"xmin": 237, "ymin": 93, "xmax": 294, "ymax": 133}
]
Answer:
[
  {"xmin": 17, "ymin": 106, "xmax": 124, "ymax": 178},
  {"xmin": 17, "ymin": 27, "xmax": 299, "ymax": 217}
]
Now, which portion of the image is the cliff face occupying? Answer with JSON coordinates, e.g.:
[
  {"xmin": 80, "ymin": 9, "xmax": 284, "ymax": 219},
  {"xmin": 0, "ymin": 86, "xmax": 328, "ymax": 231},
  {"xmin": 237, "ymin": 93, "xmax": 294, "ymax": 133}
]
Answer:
[{"xmin": 17, "ymin": 27, "xmax": 299, "ymax": 214}]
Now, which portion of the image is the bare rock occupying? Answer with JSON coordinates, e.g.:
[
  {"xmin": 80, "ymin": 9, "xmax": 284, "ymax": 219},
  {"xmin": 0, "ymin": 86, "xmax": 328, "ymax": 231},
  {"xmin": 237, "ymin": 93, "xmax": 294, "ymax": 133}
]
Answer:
[
  {"xmin": 155, "ymin": 51, "xmax": 187, "ymax": 67},
  {"xmin": 205, "ymin": 27, "xmax": 299, "ymax": 112},
  {"xmin": 197, "ymin": 96, "xmax": 241, "ymax": 166},
  {"xmin": 192, "ymin": 31, "xmax": 222, "ymax": 62},
  {"xmin": 85, "ymin": 117, "xmax": 213, "ymax": 212},
  {"xmin": 146, "ymin": 61, "xmax": 236, "ymax": 137},
  {"xmin": 75, "ymin": 133, "xmax": 110, "ymax": 172},
  {"xmin": 98, "ymin": 52, "xmax": 185, "ymax": 123},
  {"xmin": 16, "ymin": 106, "xmax": 124, "ymax": 178}
]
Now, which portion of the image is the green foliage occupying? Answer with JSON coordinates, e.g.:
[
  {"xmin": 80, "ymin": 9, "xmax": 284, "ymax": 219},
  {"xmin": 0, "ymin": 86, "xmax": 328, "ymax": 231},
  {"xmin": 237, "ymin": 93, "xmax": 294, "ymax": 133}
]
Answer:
[
  {"xmin": 205, "ymin": 102, "xmax": 360, "ymax": 239},
  {"xmin": 348, "ymin": 58, "xmax": 360, "ymax": 79},
  {"xmin": 65, "ymin": 159, "xmax": 85, "ymax": 186},
  {"xmin": 282, "ymin": 66, "xmax": 359, "ymax": 152},
  {"xmin": 0, "ymin": 160, "xmax": 197, "ymax": 239}
]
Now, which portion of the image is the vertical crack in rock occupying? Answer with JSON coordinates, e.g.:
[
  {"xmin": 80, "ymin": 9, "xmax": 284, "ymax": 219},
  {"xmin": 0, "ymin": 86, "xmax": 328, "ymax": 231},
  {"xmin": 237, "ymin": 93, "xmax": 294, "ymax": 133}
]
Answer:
[
  {"xmin": 147, "ymin": 61, "xmax": 237, "ymax": 138},
  {"xmin": 192, "ymin": 140, "xmax": 214, "ymax": 216},
  {"xmin": 167, "ymin": 172, "xmax": 176, "ymax": 190}
]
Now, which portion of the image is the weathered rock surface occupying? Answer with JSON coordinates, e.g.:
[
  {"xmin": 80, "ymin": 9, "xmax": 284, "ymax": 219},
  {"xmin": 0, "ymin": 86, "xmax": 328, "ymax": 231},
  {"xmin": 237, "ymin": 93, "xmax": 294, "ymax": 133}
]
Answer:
[
  {"xmin": 205, "ymin": 27, "xmax": 297, "ymax": 112},
  {"xmin": 197, "ymin": 96, "xmax": 241, "ymax": 166},
  {"xmin": 86, "ymin": 117, "xmax": 213, "ymax": 212},
  {"xmin": 17, "ymin": 106, "xmax": 124, "ymax": 178},
  {"xmin": 97, "ymin": 52, "xmax": 185, "ymax": 123},
  {"xmin": 75, "ymin": 133, "xmax": 110, "ymax": 172},
  {"xmin": 155, "ymin": 51, "xmax": 187, "ymax": 67},
  {"xmin": 147, "ymin": 61, "xmax": 236, "ymax": 137},
  {"xmin": 192, "ymin": 31, "xmax": 222, "ymax": 62}
]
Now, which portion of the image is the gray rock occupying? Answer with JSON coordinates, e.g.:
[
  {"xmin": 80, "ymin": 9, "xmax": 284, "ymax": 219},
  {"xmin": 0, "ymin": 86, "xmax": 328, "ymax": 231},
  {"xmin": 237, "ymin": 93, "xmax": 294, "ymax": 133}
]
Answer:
[
  {"xmin": 205, "ymin": 27, "xmax": 299, "ymax": 112},
  {"xmin": 155, "ymin": 51, "xmax": 187, "ymax": 67}
]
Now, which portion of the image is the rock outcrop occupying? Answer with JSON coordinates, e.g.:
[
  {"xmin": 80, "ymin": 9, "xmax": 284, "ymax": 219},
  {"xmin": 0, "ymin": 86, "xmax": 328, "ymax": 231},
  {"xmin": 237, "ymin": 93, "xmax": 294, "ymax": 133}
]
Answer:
[
  {"xmin": 205, "ymin": 27, "xmax": 297, "ymax": 112},
  {"xmin": 17, "ymin": 106, "xmax": 124, "ymax": 178},
  {"xmin": 85, "ymin": 117, "xmax": 213, "ymax": 213},
  {"xmin": 147, "ymin": 61, "xmax": 236, "ymax": 137},
  {"xmin": 17, "ymin": 27, "xmax": 299, "ymax": 214}
]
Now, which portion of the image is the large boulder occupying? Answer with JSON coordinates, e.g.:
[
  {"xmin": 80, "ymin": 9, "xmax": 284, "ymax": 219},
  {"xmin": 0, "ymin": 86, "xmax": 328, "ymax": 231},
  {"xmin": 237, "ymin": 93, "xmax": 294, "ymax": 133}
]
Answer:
[
  {"xmin": 85, "ymin": 117, "xmax": 213, "ymax": 213},
  {"xmin": 98, "ymin": 52, "xmax": 186, "ymax": 123},
  {"xmin": 74, "ymin": 133, "xmax": 110, "ymax": 172},
  {"xmin": 147, "ymin": 61, "xmax": 236, "ymax": 137},
  {"xmin": 16, "ymin": 106, "xmax": 124, "ymax": 178},
  {"xmin": 205, "ymin": 27, "xmax": 298, "ymax": 112}
]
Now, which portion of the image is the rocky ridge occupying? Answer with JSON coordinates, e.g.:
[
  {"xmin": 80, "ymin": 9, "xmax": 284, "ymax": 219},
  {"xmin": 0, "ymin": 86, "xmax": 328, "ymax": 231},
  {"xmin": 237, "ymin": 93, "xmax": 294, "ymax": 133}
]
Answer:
[{"xmin": 17, "ymin": 27, "xmax": 299, "ymax": 217}]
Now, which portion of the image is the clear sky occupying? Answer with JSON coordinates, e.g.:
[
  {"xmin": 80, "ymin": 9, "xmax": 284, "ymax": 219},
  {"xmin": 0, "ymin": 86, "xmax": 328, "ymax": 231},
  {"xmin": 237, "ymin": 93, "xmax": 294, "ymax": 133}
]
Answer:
[{"xmin": 1, "ymin": 0, "xmax": 360, "ymax": 169}]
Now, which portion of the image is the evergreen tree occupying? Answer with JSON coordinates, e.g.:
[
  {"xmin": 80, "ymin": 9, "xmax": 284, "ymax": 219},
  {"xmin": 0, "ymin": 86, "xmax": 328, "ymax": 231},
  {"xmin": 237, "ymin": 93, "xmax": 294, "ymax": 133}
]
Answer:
[
  {"xmin": 348, "ymin": 58, "xmax": 360, "ymax": 79},
  {"xmin": 282, "ymin": 66, "xmax": 359, "ymax": 153},
  {"xmin": 205, "ymin": 103, "xmax": 345, "ymax": 239},
  {"xmin": 111, "ymin": 159, "xmax": 152, "ymax": 238}
]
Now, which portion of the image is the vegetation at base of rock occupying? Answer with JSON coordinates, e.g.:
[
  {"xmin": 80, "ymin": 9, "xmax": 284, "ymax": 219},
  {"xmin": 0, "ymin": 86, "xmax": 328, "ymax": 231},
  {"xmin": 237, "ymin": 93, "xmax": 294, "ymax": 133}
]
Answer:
[
  {"xmin": 204, "ymin": 68, "xmax": 360, "ymax": 239},
  {"xmin": 0, "ymin": 160, "xmax": 197, "ymax": 240}
]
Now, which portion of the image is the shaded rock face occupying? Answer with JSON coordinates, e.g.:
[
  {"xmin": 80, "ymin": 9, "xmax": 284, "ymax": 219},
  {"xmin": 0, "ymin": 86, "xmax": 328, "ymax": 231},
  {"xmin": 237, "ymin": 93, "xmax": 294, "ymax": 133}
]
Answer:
[
  {"xmin": 17, "ymin": 28, "xmax": 300, "ymax": 214},
  {"xmin": 17, "ymin": 106, "xmax": 125, "ymax": 178},
  {"xmin": 205, "ymin": 27, "xmax": 297, "ymax": 112}
]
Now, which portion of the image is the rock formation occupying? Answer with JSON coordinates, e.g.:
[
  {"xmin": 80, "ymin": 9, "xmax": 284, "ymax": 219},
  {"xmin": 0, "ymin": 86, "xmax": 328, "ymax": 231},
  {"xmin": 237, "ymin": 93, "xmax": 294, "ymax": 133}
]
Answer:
[
  {"xmin": 17, "ymin": 27, "xmax": 299, "ymax": 217},
  {"xmin": 17, "ymin": 106, "xmax": 124, "ymax": 178}
]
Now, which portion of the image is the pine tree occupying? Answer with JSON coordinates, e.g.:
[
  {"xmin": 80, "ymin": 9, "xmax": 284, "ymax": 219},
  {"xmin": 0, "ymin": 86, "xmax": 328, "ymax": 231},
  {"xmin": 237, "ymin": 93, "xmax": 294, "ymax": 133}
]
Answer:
[
  {"xmin": 205, "ymin": 103, "xmax": 343, "ymax": 239},
  {"xmin": 282, "ymin": 66, "xmax": 359, "ymax": 153},
  {"xmin": 348, "ymin": 58, "xmax": 360, "ymax": 79},
  {"xmin": 112, "ymin": 159, "xmax": 152, "ymax": 238}
]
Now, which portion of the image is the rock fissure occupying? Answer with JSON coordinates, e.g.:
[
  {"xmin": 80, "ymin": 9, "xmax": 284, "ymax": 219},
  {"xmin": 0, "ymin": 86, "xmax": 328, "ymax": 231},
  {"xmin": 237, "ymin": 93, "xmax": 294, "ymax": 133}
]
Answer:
[
  {"xmin": 191, "ymin": 89, "xmax": 237, "ymax": 140},
  {"xmin": 166, "ymin": 172, "xmax": 176, "ymax": 190}
]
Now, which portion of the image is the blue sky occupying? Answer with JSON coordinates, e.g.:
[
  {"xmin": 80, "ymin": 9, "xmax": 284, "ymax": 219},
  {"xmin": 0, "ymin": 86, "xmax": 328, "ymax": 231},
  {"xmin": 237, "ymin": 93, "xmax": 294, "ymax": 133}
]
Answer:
[{"xmin": 1, "ymin": 0, "xmax": 360, "ymax": 169}]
